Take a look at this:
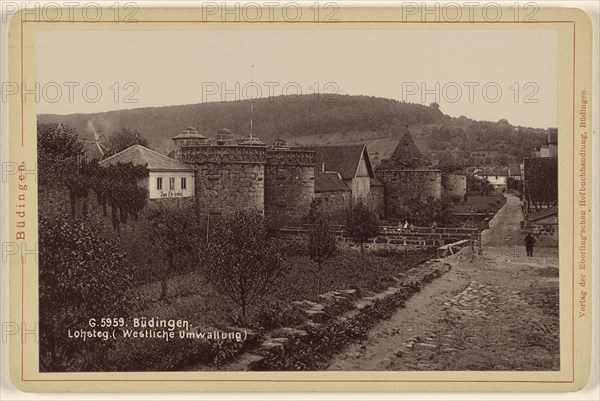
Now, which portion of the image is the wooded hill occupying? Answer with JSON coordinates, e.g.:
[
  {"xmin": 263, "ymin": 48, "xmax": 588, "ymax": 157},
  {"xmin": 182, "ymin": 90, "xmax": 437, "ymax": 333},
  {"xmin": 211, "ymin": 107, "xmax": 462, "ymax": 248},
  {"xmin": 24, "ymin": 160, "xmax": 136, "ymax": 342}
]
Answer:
[{"xmin": 38, "ymin": 94, "xmax": 547, "ymax": 166}]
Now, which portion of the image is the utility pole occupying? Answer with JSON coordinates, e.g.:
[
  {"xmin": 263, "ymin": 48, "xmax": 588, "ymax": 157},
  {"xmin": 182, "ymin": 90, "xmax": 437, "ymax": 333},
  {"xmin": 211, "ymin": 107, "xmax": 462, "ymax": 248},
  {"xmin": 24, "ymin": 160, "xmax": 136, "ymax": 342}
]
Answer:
[{"xmin": 250, "ymin": 64, "xmax": 254, "ymax": 139}]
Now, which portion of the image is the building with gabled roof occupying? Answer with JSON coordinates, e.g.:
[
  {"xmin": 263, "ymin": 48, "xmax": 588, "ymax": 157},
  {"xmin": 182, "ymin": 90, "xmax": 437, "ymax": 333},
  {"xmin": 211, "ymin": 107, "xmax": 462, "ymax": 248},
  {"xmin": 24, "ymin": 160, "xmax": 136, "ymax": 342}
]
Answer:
[
  {"xmin": 304, "ymin": 144, "xmax": 374, "ymax": 204},
  {"xmin": 475, "ymin": 166, "xmax": 509, "ymax": 191},
  {"xmin": 100, "ymin": 144, "xmax": 195, "ymax": 199},
  {"xmin": 527, "ymin": 206, "xmax": 558, "ymax": 223},
  {"xmin": 315, "ymin": 171, "xmax": 352, "ymax": 193}
]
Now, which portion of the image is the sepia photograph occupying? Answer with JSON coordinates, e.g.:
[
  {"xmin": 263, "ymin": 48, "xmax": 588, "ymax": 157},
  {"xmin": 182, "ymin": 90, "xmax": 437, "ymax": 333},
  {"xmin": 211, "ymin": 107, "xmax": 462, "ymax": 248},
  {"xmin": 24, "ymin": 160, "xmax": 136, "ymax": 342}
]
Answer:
[
  {"xmin": 3, "ymin": 3, "xmax": 595, "ymax": 394},
  {"xmin": 35, "ymin": 26, "xmax": 561, "ymax": 373}
]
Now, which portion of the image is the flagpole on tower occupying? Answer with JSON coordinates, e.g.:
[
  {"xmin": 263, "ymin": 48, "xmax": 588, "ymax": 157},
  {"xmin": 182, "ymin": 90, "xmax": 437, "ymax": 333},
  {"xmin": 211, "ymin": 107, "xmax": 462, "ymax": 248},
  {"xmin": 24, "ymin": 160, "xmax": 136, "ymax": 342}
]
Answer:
[{"xmin": 250, "ymin": 64, "xmax": 254, "ymax": 139}]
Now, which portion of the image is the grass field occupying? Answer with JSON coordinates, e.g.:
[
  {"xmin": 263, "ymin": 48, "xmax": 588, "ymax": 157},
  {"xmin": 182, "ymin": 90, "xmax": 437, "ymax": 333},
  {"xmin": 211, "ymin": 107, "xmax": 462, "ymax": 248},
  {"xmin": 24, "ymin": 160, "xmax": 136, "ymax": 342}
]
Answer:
[{"xmin": 134, "ymin": 249, "xmax": 435, "ymax": 330}]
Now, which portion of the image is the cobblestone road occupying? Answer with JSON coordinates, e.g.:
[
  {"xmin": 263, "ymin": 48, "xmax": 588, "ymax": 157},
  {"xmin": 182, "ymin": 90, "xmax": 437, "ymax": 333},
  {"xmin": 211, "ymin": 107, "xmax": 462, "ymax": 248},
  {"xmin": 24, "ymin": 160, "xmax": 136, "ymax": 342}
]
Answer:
[{"xmin": 328, "ymin": 194, "xmax": 560, "ymax": 371}]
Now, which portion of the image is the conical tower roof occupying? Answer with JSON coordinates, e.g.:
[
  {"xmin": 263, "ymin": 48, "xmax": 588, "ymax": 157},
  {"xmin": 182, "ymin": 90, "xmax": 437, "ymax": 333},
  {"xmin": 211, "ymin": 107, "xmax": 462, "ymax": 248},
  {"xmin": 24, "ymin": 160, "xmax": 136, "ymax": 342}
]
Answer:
[
  {"xmin": 173, "ymin": 126, "xmax": 206, "ymax": 140},
  {"xmin": 384, "ymin": 130, "xmax": 423, "ymax": 168}
]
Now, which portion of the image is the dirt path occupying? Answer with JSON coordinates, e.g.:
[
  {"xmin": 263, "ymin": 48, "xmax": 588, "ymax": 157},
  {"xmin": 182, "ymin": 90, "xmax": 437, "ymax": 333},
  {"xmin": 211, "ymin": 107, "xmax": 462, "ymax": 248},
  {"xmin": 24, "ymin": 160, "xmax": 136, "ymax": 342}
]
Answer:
[{"xmin": 328, "ymin": 194, "xmax": 560, "ymax": 371}]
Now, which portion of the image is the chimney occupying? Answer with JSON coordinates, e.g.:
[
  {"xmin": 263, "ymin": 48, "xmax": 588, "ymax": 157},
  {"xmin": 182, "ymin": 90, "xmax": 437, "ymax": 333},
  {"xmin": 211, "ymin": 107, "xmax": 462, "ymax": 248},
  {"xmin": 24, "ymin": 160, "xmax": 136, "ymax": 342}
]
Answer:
[
  {"xmin": 94, "ymin": 130, "xmax": 105, "ymax": 157},
  {"xmin": 321, "ymin": 162, "xmax": 325, "ymax": 172},
  {"xmin": 88, "ymin": 120, "xmax": 105, "ymax": 157}
]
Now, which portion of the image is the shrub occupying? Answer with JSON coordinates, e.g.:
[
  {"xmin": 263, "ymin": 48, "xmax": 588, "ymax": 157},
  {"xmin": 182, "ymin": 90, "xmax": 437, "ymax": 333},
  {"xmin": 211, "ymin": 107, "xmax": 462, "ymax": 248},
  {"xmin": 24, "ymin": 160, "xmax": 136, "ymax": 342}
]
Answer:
[
  {"xmin": 282, "ymin": 241, "xmax": 308, "ymax": 257},
  {"xmin": 345, "ymin": 201, "xmax": 379, "ymax": 255},
  {"xmin": 39, "ymin": 213, "xmax": 136, "ymax": 372},
  {"xmin": 396, "ymin": 197, "xmax": 455, "ymax": 227}
]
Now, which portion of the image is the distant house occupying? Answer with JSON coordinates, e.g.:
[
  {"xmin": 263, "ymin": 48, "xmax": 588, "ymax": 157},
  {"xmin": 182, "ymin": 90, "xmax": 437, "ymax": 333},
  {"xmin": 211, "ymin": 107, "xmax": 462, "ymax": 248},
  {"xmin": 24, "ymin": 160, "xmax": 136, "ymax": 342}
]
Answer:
[
  {"xmin": 476, "ymin": 167, "xmax": 509, "ymax": 191},
  {"xmin": 305, "ymin": 144, "xmax": 375, "ymax": 204},
  {"xmin": 99, "ymin": 144, "xmax": 195, "ymax": 199}
]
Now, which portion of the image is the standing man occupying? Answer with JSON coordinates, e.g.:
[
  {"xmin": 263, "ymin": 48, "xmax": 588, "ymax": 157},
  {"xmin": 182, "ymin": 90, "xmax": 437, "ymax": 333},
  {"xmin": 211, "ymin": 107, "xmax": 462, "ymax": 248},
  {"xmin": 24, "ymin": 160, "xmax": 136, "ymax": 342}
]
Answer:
[{"xmin": 524, "ymin": 232, "xmax": 536, "ymax": 257}]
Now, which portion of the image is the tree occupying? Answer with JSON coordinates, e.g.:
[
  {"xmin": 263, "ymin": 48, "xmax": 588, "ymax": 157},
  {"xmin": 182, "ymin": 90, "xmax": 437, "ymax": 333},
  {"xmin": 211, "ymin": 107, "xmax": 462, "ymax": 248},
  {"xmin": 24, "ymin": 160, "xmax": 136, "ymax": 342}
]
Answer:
[
  {"xmin": 106, "ymin": 127, "xmax": 148, "ymax": 155},
  {"xmin": 39, "ymin": 213, "xmax": 135, "ymax": 371},
  {"xmin": 306, "ymin": 200, "xmax": 337, "ymax": 293},
  {"xmin": 397, "ymin": 197, "xmax": 454, "ymax": 227},
  {"xmin": 37, "ymin": 122, "xmax": 148, "ymax": 226},
  {"xmin": 467, "ymin": 174, "xmax": 494, "ymax": 196},
  {"xmin": 345, "ymin": 201, "xmax": 379, "ymax": 255},
  {"xmin": 507, "ymin": 177, "xmax": 524, "ymax": 193},
  {"xmin": 38, "ymin": 122, "xmax": 85, "ymax": 160},
  {"xmin": 145, "ymin": 202, "xmax": 202, "ymax": 301},
  {"xmin": 37, "ymin": 122, "xmax": 85, "ymax": 185},
  {"xmin": 201, "ymin": 210, "xmax": 286, "ymax": 322},
  {"xmin": 437, "ymin": 150, "xmax": 462, "ymax": 172}
]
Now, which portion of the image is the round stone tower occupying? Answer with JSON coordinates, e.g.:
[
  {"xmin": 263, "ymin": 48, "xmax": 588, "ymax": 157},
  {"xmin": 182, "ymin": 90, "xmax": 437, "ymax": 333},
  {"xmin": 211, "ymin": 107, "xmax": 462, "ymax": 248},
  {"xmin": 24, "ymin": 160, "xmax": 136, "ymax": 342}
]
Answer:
[
  {"xmin": 375, "ymin": 129, "xmax": 443, "ymax": 219},
  {"xmin": 264, "ymin": 139, "xmax": 315, "ymax": 230},
  {"xmin": 174, "ymin": 128, "xmax": 266, "ymax": 218},
  {"xmin": 377, "ymin": 169, "xmax": 442, "ymax": 218},
  {"xmin": 442, "ymin": 172, "xmax": 467, "ymax": 201},
  {"xmin": 173, "ymin": 127, "xmax": 207, "ymax": 154}
]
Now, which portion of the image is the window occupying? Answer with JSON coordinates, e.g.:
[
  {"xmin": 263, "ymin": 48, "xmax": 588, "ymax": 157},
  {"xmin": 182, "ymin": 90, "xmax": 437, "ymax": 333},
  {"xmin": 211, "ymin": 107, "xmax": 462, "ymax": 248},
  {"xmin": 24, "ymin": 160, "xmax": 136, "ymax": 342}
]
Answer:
[
  {"xmin": 181, "ymin": 177, "xmax": 187, "ymax": 190},
  {"xmin": 156, "ymin": 177, "xmax": 163, "ymax": 190},
  {"xmin": 169, "ymin": 177, "xmax": 176, "ymax": 191}
]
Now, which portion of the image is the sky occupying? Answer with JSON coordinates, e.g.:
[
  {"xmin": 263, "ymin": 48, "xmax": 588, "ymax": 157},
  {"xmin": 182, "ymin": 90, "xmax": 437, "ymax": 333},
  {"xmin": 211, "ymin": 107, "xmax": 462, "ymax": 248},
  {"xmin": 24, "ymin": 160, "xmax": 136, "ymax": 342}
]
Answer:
[{"xmin": 36, "ymin": 28, "xmax": 557, "ymax": 128}]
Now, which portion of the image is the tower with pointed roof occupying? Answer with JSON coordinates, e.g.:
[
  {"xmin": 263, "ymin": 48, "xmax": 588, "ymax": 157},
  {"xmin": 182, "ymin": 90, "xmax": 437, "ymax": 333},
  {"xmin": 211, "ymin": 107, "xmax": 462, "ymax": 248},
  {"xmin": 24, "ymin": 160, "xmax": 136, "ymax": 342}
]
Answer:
[
  {"xmin": 385, "ymin": 130, "xmax": 424, "ymax": 169},
  {"xmin": 375, "ymin": 128, "xmax": 442, "ymax": 219}
]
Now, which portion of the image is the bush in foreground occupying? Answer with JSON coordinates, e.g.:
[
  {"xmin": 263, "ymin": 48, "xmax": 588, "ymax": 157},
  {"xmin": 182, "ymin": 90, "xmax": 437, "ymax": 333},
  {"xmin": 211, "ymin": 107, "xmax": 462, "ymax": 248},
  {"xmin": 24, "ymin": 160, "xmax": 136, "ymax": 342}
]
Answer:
[{"xmin": 39, "ymin": 213, "xmax": 136, "ymax": 372}]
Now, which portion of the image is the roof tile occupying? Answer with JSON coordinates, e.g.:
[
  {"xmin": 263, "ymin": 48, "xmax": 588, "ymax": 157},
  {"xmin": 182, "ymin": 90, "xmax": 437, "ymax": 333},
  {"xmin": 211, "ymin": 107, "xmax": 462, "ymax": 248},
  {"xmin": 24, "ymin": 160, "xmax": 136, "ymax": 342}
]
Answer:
[
  {"xmin": 528, "ymin": 206, "xmax": 558, "ymax": 222},
  {"xmin": 315, "ymin": 171, "xmax": 351, "ymax": 193},
  {"xmin": 99, "ymin": 144, "xmax": 193, "ymax": 171},
  {"xmin": 304, "ymin": 144, "xmax": 370, "ymax": 180}
]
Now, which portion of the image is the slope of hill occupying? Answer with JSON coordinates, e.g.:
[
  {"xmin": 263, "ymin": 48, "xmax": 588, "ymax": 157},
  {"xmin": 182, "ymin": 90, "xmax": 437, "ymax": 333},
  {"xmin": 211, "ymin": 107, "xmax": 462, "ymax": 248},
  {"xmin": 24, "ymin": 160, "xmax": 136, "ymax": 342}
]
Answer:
[
  {"xmin": 38, "ymin": 94, "xmax": 547, "ymax": 166},
  {"xmin": 38, "ymin": 95, "xmax": 446, "ymax": 152}
]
